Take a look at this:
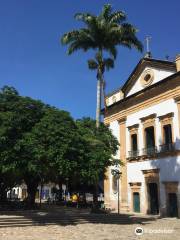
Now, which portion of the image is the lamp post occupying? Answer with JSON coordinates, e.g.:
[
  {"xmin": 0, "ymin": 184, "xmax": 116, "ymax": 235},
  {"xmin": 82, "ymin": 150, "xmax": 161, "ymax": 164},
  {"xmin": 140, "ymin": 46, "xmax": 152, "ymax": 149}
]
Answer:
[{"xmin": 111, "ymin": 169, "xmax": 121, "ymax": 214}]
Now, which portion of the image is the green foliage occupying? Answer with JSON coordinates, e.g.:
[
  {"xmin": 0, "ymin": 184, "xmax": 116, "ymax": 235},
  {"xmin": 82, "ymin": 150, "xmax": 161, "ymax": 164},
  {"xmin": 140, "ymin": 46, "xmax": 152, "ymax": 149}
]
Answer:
[
  {"xmin": 88, "ymin": 52, "xmax": 114, "ymax": 76},
  {"xmin": 75, "ymin": 118, "xmax": 119, "ymax": 185},
  {"xmin": 0, "ymin": 86, "xmax": 120, "ymax": 204},
  {"xmin": 0, "ymin": 86, "xmax": 77, "ymax": 202},
  {"xmin": 17, "ymin": 108, "xmax": 77, "ymax": 182},
  {"xmin": 0, "ymin": 86, "xmax": 47, "ymax": 200},
  {"xmin": 61, "ymin": 4, "xmax": 143, "ymax": 56},
  {"xmin": 61, "ymin": 4, "xmax": 143, "ymax": 128}
]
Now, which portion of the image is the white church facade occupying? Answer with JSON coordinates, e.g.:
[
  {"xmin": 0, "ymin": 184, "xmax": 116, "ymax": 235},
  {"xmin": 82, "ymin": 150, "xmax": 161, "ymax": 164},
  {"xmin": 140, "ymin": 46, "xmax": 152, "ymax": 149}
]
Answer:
[{"xmin": 104, "ymin": 55, "xmax": 180, "ymax": 217}]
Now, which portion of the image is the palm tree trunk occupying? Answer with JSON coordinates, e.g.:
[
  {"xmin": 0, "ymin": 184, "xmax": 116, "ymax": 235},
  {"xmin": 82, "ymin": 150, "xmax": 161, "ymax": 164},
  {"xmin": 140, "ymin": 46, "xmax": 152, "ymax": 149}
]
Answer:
[
  {"xmin": 96, "ymin": 76, "xmax": 101, "ymax": 128},
  {"xmin": 102, "ymin": 79, "xmax": 106, "ymax": 110}
]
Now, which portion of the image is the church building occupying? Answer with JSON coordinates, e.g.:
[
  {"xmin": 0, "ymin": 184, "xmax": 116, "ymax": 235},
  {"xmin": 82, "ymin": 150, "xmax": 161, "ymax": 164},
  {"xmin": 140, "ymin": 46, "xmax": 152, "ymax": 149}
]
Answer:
[{"xmin": 104, "ymin": 54, "xmax": 180, "ymax": 217}]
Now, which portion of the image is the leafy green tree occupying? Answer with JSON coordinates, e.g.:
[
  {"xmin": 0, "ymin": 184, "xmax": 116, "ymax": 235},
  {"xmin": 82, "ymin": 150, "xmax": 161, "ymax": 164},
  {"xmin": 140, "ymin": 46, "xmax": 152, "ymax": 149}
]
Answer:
[
  {"xmin": 16, "ymin": 107, "xmax": 77, "ymax": 205},
  {"xmin": 0, "ymin": 86, "xmax": 46, "ymax": 202},
  {"xmin": 61, "ymin": 4, "xmax": 143, "ymax": 128},
  {"xmin": 75, "ymin": 118, "xmax": 119, "ymax": 206},
  {"xmin": 0, "ymin": 87, "xmax": 120, "ymax": 208}
]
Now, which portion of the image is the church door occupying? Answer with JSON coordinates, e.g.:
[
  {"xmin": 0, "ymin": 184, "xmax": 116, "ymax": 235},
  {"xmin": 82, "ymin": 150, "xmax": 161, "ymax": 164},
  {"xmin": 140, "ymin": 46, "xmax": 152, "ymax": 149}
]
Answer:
[
  {"xmin": 133, "ymin": 192, "xmax": 140, "ymax": 213},
  {"xmin": 168, "ymin": 193, "xmax": 178, "ymax": 217},
  {"xmin": 148, "ymin": 183, "xmax": 159, "ymax": 214}
]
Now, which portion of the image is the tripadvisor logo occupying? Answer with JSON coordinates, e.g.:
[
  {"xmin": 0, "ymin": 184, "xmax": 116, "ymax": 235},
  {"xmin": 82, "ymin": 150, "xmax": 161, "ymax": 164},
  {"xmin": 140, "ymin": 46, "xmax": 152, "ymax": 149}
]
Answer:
[{"xmin": 135, "ymin": 227, "xmax": 144, "ymax": 236}]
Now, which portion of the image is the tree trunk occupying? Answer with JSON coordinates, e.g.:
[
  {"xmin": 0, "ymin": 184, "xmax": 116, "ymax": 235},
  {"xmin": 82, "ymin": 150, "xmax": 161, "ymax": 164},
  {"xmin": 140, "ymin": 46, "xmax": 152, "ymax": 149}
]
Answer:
[
  {"xmin": 58, "ymin": 181, "xmax": 63, "ymax": 201},
  {"xmin": 96, "ymin": 77, "xmax": 102, "ymax": 128},
  {"xmin": 0, "ymin": 185, "xmax": 7, "ymax": 202},
  {"xmin": 39, "ymin": 182, "xmax": 43, "ymax": 207},
  {"xmin": 26, "ymin": 181, "xmax": 38, "ymax": 207},
  {"xmin": 92, "ymin": 182, "xmax": 99, "ymax": 209},
  {"xmin": 102, "ymin": 79, "xmax": 106, "ymax": 110}
]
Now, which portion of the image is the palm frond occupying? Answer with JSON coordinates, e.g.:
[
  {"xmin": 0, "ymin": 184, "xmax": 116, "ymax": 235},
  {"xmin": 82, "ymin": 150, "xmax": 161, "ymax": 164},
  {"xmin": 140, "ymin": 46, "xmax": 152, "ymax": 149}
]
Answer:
[
  {"xmin": 88, "ymin": 59, "xmax": 98, "ymax": 70},
  {"xmin": 104, "ymin": 58, "xmax": 114, "ymax": 71},
  {"xmin": 121, "ymin": 23, "xmax": 137, "ymax": 33},
  {"xmin": 74, "ymin": 13, "xmax": 95, "ymax": 22},
  {"xmin": 106, "ymin": 46, "xmax": 117, "ymax": 59},
  {"xmin": 63, "ymin": 29, "xmax": 97, "ymax": 55},
  {"xmin": 100, "ymin": 4, "xmax": 112, "ymax": 20},
  {"xmin": 61, "ymin": 30, "xmax": 80, "ymax": 45},
  {"xmin": 74, "ymin": 13, "xmax": 97, "ymax": 30},
  {"xmin": 67, "ymin": 39, "xmax": 96, "ymax": 55},
  {"xmin": 120, "ymin": 23, "xmax": 143, "ymax": 52},
  {"xmin": 109, "ymin": 11, "xmax": 126, "ymax": 23}
]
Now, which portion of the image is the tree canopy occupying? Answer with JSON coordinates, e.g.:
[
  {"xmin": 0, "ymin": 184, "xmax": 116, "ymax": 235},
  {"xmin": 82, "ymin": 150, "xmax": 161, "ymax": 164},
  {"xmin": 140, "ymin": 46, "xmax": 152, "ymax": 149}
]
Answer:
[
  {"xmin": 75, "ymin": 118, "xmax": 119, "ymax": 184},
  {"xmin": 0, "ymin": 86, "xmax": 119, "ymax": 206},
  {"xmin": 61, "ymin": 4, "xmax": 143, "ymax": 56},
  {"xmin": 61, "ymin": 4, "xmax": 143, "ymax": 128}
]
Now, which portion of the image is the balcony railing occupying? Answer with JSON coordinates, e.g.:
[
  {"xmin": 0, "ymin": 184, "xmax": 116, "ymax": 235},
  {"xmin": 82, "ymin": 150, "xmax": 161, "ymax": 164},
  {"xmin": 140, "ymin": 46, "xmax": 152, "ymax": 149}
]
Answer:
[
  {"xmin": 142, "ymin": 146, "xmax": 158, "ymax": 156},
  {"xmin": 128, "ymin": 150, "xmax": 139, "ymax": 159},
  {"xmin": 159, "ymin": 143, "xmax": 175, "ymax": 153},
  {"xmin": 127, "ymin": 144, "xmax": 177, "ymax": 160}
]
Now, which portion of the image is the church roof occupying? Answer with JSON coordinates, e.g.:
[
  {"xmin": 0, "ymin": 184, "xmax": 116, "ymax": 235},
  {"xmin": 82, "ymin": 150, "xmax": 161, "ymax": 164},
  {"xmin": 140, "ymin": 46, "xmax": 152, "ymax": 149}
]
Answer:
[
  {"xmin": 107, "ymin": 57, "xmax": 176, "ymax": 98},
  {"xmin": 121, "ymin": 58, "xmax": 176, "ymax": 96},
  {"xmin": 103, "ymin": 70, "xmax": 180, "ymax": 113}
]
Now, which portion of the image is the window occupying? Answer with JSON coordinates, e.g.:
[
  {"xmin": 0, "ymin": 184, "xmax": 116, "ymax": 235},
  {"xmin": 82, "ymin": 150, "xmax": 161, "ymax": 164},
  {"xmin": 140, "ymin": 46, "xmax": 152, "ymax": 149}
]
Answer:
[
  {"xmin": 140, "ymin": 69, "xmax": 154, "ymax": 87},
  {"xmin": 144, "ymin": 126, "xmax": 156, "ymax": 155},
  {"xmin": 131, "ymin": 134, "xmax": 138, "ymax": 151},
  {"xmin": 158, "ymin": 113, "xmax": 174, "ymax": 152},
  {"xmin": 144, "ymin": 74, "xmax": 151, "ymax": 82},
  {"xmin": 163, "ymin": 124, "xmax": 172, "ymax": 144},
  {"xmin": 160, "ymin": 124, "xmax": 174, "ymax": 152},
  {"xmin": 129, "ymin": 133, "xmax": 138, "ymax": 158},
  {"xmin": 145, "ymin": 126, "xmax": 155, "ymax": 148},
  {"xmin": 128, "ymin": 124, "xmax": 139, "ymax": 158}
]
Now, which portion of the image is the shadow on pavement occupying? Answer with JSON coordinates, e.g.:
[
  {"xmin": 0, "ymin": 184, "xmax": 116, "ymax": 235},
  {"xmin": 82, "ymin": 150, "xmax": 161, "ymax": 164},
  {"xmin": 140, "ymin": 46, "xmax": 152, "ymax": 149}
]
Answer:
[{"xmin": 0, "ymin": 206, "xmax": 158, "ymax": 228}]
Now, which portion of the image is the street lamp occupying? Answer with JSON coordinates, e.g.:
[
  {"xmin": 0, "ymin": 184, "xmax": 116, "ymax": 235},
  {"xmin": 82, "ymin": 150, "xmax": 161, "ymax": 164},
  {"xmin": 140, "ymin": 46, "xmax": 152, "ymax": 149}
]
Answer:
[{"xmin": 111, "ymin": 169, "xmax": 122, "ymax": 214}]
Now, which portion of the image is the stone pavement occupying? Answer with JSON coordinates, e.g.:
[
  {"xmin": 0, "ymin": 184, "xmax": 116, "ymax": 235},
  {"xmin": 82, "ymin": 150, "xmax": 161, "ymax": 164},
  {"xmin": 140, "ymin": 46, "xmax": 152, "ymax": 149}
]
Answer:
[{"xmin": 0, "ymin": 206, "xmax": 179, "ymax": 240}]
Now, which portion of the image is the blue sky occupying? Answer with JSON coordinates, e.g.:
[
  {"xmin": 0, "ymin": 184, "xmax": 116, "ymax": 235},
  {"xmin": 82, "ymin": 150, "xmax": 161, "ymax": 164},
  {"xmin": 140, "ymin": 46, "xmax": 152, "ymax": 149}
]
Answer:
[{"xmin": 0, "ymin": 0, "xmax": 179, "ymax": 119}]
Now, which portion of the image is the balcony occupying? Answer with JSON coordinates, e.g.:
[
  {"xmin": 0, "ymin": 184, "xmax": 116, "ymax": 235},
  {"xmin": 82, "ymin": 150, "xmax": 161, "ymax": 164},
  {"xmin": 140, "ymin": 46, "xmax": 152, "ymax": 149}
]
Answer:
[
  {"xmin": 128, "ymin": 150, "xmax": 140, "ymax": 159},
  {"xmin": 142, "ymin": 146, "xmax": 158, "ymax": 156},
  {"xmin": 127, "ymin": 144, "xmax": 178, "ymax": 161},
  {"xmin": 159, "ymin": 143, "xmax": 175, "ymax": 153}
]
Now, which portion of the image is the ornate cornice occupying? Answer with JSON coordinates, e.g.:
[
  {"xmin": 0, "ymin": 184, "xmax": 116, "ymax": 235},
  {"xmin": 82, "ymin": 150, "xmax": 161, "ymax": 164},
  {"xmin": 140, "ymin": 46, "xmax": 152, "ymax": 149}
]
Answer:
[
  {"xmin": 158, "ymin": 112, "xmax": 174, "ymax": 120},
  {"xmin": 174, "ymin": 95, "xmax": 180, "ymax": 103},
  {"xmin": 140, "ymin": 114, "xmax": 157, "ymax": 122},
  {"xmin": 117, "ymin": 116, "xmax": 127, "ymax": 124},
  {"xmin": 127, "ymin": 124, "xmax": 139, "ymax": 130},
  {"xmin": 142, "ymin": 169, "xmax": 159, "ymax": 174}
]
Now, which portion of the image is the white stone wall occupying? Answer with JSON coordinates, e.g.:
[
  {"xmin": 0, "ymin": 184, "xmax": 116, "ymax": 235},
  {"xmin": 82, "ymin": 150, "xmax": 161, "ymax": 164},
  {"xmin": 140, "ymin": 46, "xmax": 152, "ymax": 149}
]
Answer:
[
  {"xmin": 106, "ymin": 90, "xmax": 124, "ymax": 107},
  {"xmin": 109, "ymin": 120, "xmax": 121, "ymax": 202},
  {"xmin": 125, "ymin": 98, "xmax": 180, "ymax": 214},
  {"xmin": 126, "ymin": 98, "xmax": 180, "ymax": 155},
  {"xmin": 127, "ymin": 156, "xmax": 180, "ymax": 213},
  {"xmin": 107, "ymin": 97, "xmax": 180, "ymax": 213}
]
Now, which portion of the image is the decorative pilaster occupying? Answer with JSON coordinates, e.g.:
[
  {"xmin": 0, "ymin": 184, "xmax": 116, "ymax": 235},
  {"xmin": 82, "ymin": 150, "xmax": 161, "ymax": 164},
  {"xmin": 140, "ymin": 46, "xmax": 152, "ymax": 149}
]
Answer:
[
  {"xmin": 174, "ymin": 96, "xmax": 180, "ymax": 136},
  {"xmin": 118, "ymin": 117, "xmax": 128, "ymax": 209},
  {"xmin": 104, "ymin": 168, "xmax": 111, "ymax": 208}
]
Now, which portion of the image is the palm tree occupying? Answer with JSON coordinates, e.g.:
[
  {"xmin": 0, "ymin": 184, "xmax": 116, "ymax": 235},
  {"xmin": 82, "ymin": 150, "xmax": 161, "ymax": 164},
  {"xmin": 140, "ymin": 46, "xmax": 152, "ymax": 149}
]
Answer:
[
  {"xmin": 61, "ymin": 4, "xmax": 143, "ymax": 128},
  {"xmin": 88, "ymin": 52, "xmax": 114, "ymax": 112}
]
